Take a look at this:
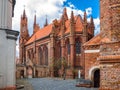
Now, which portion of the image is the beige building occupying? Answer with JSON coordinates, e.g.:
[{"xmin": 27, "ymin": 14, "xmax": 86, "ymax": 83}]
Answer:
[{"xmin": 0, "ymin": 0, "xmax": 19, "ymax": 90}]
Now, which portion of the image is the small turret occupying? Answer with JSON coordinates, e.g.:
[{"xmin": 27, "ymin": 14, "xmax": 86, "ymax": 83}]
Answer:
[
  {"xmin": 70, "ymin": 10, "xmax": 75, "ymax": 35},
  {"xmin": 44, "ymin": 15, "xmax": 48, "ymax": 27},
  {"xmin": 62, "ymin": 7, "xmax": 68, "ymax": 21},
  {"xmin": 90, "ymin": 16, "xmax": 95, "ymax": 36},
  {"xmin": 33, "ymin": 13, "xmax": 39, "ymax": 34},
  {"xmin": 83, "ymin": 11, "xmax": 88, "ymax": 43},
  {"xmin": 61, "ymin": 15, "xmax": 66, "ymax": 36},
  {"xmin": 23, "ymin": 9, "xmax": 26, "ymax": 19},
  {"xmin": 33, "ymin": 12, "xmax": 36, "ymax": 29},
  {"xmin": 83, "ymin": 11, "xmax": 87, "ymax": 23}
]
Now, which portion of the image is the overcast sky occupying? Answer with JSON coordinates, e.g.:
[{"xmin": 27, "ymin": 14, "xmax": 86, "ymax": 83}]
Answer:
[{"xmin": 13, "ymin": 0, "xmax": 100, "ymax": 57}]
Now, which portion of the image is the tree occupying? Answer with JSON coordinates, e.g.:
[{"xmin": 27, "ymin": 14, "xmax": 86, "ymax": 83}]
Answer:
[
  {"xmin": 49, "ymin": 58, "xmax": 61, "ymax": 77},
  {"xmin": 49, "ymin": 57, "xmax": 68, "ymax": 79},
  {"xmin": 60, "ymin": 57, "xmax": 68, "ymax": 80}
]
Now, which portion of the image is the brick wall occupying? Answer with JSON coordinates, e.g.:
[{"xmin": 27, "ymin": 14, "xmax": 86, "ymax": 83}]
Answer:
[
  {"xmin": 100, "ymin": 0, "xmax": 120, "ymax": 41},
  {"xmin": 85, "ymin": 52, "xmax": 100, "ymax": 79},
  {"xmin": 100, "ymin": 63, "xmax": 120, "ymax": 89}
]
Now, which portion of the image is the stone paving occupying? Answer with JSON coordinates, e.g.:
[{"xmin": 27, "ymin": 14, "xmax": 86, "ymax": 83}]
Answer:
[
  {"xmin": 27, "ymin": 78, "xmax": 98, "ymax": 90},
  {"xmin": 16, "ymin": 79, "xmax": 33, "ymax": 90}
]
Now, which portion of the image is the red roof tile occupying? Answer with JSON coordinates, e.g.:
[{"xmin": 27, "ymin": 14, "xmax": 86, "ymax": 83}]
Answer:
[
  {"xmin": 65, "ymin": 16, "xmax": 83, "ymax": 34},
  {"xmin": 26, "ymin": 15, "xmax": 84, "ymax": 45},
  {"xmin": 84, "ymin": 31, "xmax": 111, "ymax": 46},
  {"xmin": 26, "ymin": 24, "xmax": 52, "ymax": 45}
]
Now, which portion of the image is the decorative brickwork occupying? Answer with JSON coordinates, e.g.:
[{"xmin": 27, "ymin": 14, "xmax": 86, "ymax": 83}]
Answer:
[
  {"xmin": 100, "ymin": 63, "xmax": 120, "ymax": 89},
  {"xmin": 99, "ymin": 0, "xmax": 120, "ymax": 89},
  {"xmin": 85, "ymin": 52, "xmax": 100, "ymax": 80},
  {"xmin": 100, "ymin": 0, "xmax": 120, "ymax": 41}
]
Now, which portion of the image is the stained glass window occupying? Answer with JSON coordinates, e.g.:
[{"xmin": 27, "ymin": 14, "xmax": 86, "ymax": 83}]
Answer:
[
  {"xmin": 44, "ymin": 46, "xmax": 48, "ymax": 65},
  {"xmin": 43, "ymin": 45, "xmax": 48, "ymax": 65},
  {"xmin": 67, "ymin": 43, "xmax": 70, "ymax": 55},
  {"xmin": 39, "ymin": 47, "xmax": 43, "ymax": 65},
  {"xmin": 76, "ymin": 40, "xmax": 81, "ymax": 54}
]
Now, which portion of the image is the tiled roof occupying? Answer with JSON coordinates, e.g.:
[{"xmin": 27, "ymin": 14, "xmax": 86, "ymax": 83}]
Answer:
[
  {"xmin": 25, "ymin": 24, "xmax": 52, "ymax": 45},
  {"xmin": 84, "ymin": 31, "xmax": 111, "ymax": 46},
  {"xmin": 58, "ymin": 15, "xmax": 83, "ymax": 36},
  {"xmin": 84, "ymin": 33, "xmax": 102, "ymax": 46},
  {"xmin": 75, "ymin": 16, "xmax": 84, "ymax": 32},
  {"xmin": 25, "ymin": 15, "xmax": 84, "ymax": 45}
]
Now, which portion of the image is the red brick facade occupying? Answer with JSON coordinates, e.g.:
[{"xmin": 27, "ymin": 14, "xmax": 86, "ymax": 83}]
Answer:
[
  {"xmin": 84, "ymin": 0, "xmax": 120, "ymax": 89},
  {"xmin": 17, "ymin": 8, "xmax": 95, "ymax": 79},
  {"xmin": 99, "ymin": 0, "xmax": 120, "ymax": 89}
]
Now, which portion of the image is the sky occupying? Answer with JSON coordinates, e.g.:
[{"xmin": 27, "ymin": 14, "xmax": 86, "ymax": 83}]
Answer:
[{"xmin": 13, "ymin": 0, "xmax": 100, "ymax": 57}]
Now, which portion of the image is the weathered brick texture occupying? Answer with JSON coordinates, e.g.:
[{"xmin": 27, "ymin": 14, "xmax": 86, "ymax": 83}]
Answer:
[
  {"xmin": 85, "ymin": 52, "xmax": 100, "ymax": 79},
  {"xmin": 100, "ymin": 63, "xmax": 120, "ymax": 89}
]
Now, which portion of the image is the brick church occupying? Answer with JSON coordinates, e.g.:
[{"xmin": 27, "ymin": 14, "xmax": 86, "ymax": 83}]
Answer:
[
  {"xmin": 17, "ymin": 0, "xmax": 120, "ymax": 89},
  {"xmin": 17, "ymin": 7, "xmax": 95, "ymax": 78}
]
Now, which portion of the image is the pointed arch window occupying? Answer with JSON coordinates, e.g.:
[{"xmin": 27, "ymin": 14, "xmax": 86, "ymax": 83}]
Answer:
[
  {"xmin": 76, "ymin": 39, "xmax": 81, "ymax": 54},
  {"xmin": 67, "ymin": 43, "xmax": 70, "ymax": 55},
  {"xmin": 56, "ymin": 41, "xmax": 61, "ymax": 58},
  {"xmin": 39, "ymin": 47, "xmax": 43, "ymax": 65},
  {"xmin": 66, "ymin": 39, "xmax": 70, "ymax": 55},
  {"xmin": 43, "ymin": 45, "xmax": 48, "ymax": 65}
]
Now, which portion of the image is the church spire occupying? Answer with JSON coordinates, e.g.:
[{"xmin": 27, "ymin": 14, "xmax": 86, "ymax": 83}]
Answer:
[
  {"xmin": 61, "ymin": 13, "xmax": 66, "ymax": 36},
  {"xmin": 70, "ymin": 10, "xmax": 74, "ymax": 25},
  {"xmin": 90, "ymin": 16, "xmax": 95, "ymax": 36},
  {"xmin": 61, "ymin": 7, "xmax": 68, "ymax": 21},
  {"xmin": 44, "ymin": 15, "xmax": 48, "ymax": 27},
  {"xmin": 83, "ymin": 11, "xmax": 87, "ymax": 23},
  {"xmin": 70, "ymin": 10, "xmax": 75, "ymax": 35},
  {"xmin": 90, "ymin": 16, "xmax": 94, "ymax": 25},
  {"xmin": 23, "ymin": 5, "xmax": 26, "ymax": 18},
  {"xmin": 33, "ymin": 11, "xmax": 40, "ymax": 34},
  {"xmin": 83, "ymin": 10, "xmax": 88, "ymax": 43},
  {"xmin": 33, "ymin": 11, "xmax": 36, "ymax": 29},
  {"xmin": 23, "ymin": 9, "xmax": 26, "ymax": 17}
]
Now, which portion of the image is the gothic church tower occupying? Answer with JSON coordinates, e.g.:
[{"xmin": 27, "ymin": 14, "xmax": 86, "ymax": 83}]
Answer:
[{"xmin": 19, "ymin": 9, "xmax": 29, "ymax": 64}]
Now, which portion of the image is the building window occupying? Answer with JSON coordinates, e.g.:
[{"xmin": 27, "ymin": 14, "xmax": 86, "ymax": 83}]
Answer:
[
  {"xmin": 67, "ymin": 43, "xmax": 70, "ymax": 55},
  {"xmin": 28, "ymin": 51, "xmax": 30, "ymax": 59},
  {"xmin": 65, "ymin": 39, "xmax": 70, "ymax": 55},
  {"xmin": 43, "ymin": 45, "xmax": 48, "ymax": 65},
  {"xmin": 56, "ymin": 42, "xmax": 61, "ymax": 58},
  {"xmin": 39, "ymin": 47, "xmax": 43, "ymax": 65},
  {"xmin": 76, "ymin": 40, "xmax": 81, "ymax": 54}
]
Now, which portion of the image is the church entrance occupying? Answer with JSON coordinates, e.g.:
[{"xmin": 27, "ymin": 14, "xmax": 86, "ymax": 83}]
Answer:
[
  {"xmin": 35, "ymin": 70, "xmax": 38, "ymax": 78},
  {"xmin": 20, "ymin": 70, "xmax": 24, "ymax": 78},
  {"xmin": 27, "ymin": 66, "xmax": 33, "ymax": 78},
  {"xmin": 93, "ymin": 69, "xmax": 100, "ymax": 88}
]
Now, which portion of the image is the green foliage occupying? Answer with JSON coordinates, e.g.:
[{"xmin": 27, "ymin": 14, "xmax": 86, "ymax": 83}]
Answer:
[
  {"xmin": 61, "ymin": 57, "xmax": 68, "ymax": 70},
  {"xmin": 49, "ymin": 57, "xmax": 68, "ymax": 71},
  {"xmin": 49, "ymin": 57, "xmax": 68, "ymax": 78},
  {"xmin": 53, "ymin": 58, "xmax": 62, "ymax": 70}
]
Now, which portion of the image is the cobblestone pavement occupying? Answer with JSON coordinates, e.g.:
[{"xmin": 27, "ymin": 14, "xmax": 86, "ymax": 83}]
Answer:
[
  {"xmin": 27, "ymin": 78, "xmax": 98, "ymax": 90},
  {"xmin": 16, "ymin": 79, "xmax": 33, "ymax": 90}
]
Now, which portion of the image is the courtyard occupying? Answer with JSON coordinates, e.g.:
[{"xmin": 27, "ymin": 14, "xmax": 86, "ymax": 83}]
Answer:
[{"xmin": 17, "ymin": 78, "xmax": 98, "ymax": 90}]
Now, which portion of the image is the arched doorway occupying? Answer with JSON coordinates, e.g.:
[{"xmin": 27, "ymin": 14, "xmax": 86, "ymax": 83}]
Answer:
[
  {"xmin": 89, "ymin": 66, "xmax": 100, "ymax": 88},
  {"xmin": 35, "ymin": 70, "xmax": 38, "ymax": 78},
  {"xmin": 27, "ymin": 66, "xmax": 33, "ymax": 78},
  {"xmin": 93, "ymin": 69, "xmax": 100, "ymax": 88},
  {"xmin": 20, "ymin": 70, "xmax": 24, "ymax": 78}
]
